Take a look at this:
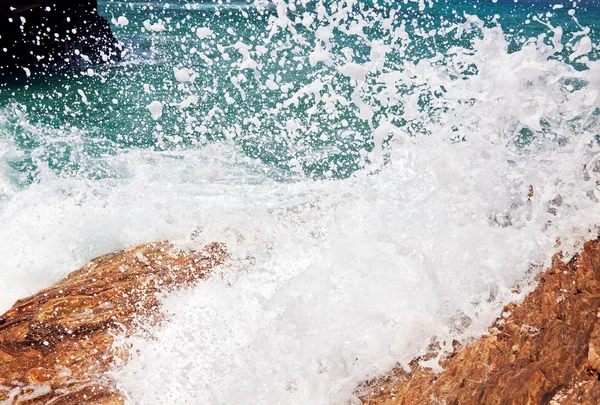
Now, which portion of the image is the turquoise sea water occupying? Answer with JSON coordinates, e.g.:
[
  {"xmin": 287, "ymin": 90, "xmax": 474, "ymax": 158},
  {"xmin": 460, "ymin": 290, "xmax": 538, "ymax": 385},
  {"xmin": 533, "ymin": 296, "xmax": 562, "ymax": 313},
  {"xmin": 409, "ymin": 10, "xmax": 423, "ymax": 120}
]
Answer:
[
  {"xmin": 1, "ymin": 0, "xmax": 598, "ymax": 184},
  {"xmin": 1, "ymin": 1, "xmax": 600, "ymax": 403}
]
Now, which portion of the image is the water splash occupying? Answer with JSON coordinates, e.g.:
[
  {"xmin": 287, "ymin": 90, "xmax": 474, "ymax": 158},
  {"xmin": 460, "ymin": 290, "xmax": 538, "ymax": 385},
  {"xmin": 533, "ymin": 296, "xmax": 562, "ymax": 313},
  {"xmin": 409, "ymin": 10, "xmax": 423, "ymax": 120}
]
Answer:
[{"xmin": 0, "ymin": 0, "xmax": 599, "ymax": 403}]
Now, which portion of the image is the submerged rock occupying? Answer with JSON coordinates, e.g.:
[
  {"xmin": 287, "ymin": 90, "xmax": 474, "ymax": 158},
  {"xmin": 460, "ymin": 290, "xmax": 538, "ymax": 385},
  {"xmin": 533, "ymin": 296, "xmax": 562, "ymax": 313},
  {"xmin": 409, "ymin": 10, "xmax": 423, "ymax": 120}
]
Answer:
[
  {"xmin": 359, "ymin": 239, "xmax": 600, "ymax": 405},
  {"xmin": 0, "ymin": 242, "xmax": 228, "ymax": 405},
  {"xmin": 0, "ymin": 0, "xmax": 121, "ymax": 77}
]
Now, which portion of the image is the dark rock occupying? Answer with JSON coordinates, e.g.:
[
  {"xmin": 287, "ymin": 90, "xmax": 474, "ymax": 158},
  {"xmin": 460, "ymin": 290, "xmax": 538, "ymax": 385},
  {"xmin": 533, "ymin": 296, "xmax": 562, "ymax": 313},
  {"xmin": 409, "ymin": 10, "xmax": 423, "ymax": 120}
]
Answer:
[{"xmin": 0, "ymin": 0, "xmax": 121, "ymax": 77}]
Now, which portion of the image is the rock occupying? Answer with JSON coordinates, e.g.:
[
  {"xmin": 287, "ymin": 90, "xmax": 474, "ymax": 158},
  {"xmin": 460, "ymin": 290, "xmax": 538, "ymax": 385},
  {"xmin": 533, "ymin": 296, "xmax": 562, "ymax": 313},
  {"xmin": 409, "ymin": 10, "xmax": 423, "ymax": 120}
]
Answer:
[
  {"xmin": 588, "ymin": 344, "xmax": 600, "ymax": 374},
  {"xmin": 359, "ymin": 239, "xmax": 600, "ymax": 405},
  {"xmin": 0, "ymin": 0, "xmax": 121, "ymax": 77},
  {"xmin": 0, "ymin": 241, "xmax": 228, "ymax": 405}
]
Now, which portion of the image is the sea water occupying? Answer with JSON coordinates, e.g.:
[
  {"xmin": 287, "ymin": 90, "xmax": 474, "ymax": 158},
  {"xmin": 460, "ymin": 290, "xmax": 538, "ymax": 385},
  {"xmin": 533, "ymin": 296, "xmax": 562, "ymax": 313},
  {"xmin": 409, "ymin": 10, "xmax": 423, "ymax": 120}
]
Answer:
[{"xmin": 0, "ymin": 0, "xmax": 599, "ymax": 403}]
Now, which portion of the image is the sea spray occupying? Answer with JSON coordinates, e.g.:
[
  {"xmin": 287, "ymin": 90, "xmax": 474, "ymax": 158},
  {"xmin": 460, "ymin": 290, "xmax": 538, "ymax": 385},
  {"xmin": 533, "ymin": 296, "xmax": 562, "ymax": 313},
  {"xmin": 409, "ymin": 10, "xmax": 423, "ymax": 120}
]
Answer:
[
  {"xmin": 0, "ymin": 0, "xmax": 598, "ymax": 403},
  {"xmin": 112, "ymin": 3, "xmax": 600, "ymax": 402}
]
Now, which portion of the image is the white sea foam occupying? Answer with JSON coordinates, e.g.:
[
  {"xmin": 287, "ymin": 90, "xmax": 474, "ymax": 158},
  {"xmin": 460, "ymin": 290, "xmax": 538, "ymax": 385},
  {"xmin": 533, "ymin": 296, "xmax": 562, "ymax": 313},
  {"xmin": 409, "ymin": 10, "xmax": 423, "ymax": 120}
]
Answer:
[
  {"xmin": 112, "ymin": 10, "xmax": 600, "ymax": 403},
  {"xmin": 0, "ymin": 1, "xmax": 599, "ymax": 404}
]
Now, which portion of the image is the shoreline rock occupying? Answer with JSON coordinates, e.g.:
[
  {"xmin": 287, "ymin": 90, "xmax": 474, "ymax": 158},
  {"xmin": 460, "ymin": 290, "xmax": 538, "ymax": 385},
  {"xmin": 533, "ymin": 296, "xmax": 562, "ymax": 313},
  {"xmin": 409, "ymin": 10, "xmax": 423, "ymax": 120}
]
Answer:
[
  {"xmin": 0, "ymin": 0, "xmax": 121, "ymax": 77},
  {"xmin": 4, "ymin": 238, "xmax": 600, "ymax": 404},
  {"xmin": 359, "ymin": 239, "xmax": 600, "ymax": 405},
  {"xmin": 0, "ymin": 242, "xmax": 227, "ymax": 405}
]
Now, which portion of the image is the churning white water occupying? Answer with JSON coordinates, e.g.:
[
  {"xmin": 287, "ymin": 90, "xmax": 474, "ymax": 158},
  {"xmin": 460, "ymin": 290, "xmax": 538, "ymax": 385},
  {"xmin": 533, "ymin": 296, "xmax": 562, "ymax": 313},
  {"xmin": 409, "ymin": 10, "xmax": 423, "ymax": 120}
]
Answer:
[{"xmin": 0, "ymin": 0, "xmax": 599, "ymax": 404}]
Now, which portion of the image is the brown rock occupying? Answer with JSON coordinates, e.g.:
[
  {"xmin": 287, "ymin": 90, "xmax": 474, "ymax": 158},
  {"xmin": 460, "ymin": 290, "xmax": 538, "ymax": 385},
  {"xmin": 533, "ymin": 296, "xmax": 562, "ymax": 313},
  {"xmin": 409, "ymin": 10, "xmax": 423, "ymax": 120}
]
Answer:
[
  {"xmin": 359, "ymin": 239, "xmax": 600, "ymax": 405},
  {"xmin": 0, "ymin": 241, "xmax": 227, "ymax": 405}
]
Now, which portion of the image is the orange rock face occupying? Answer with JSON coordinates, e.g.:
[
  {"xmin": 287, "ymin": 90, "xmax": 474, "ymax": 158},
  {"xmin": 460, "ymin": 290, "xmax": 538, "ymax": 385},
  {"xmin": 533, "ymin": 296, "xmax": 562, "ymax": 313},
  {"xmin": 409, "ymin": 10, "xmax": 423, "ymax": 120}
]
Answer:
[
  {"xmin": 0, "ymin": 242, "xmax": 227, "ymax": 405},
  {"xmin": 359, "ymin": 239, "xmax": 600, "ymax": 405}
]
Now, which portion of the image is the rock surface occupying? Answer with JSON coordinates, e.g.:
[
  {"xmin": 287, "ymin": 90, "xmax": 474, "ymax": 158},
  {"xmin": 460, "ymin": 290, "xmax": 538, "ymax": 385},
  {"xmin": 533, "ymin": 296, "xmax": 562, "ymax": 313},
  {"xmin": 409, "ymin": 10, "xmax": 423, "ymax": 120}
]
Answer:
[
  {"xmin": 0, "ymin": 242, "xmax": 227, "ymax": 405},
  {"xmin": 359, "ymin": 239, "xmax": 600, "ymax": 405},
  {"xmin": 0, "ymin": 0, "xmax": 121, "ymax": 77}
]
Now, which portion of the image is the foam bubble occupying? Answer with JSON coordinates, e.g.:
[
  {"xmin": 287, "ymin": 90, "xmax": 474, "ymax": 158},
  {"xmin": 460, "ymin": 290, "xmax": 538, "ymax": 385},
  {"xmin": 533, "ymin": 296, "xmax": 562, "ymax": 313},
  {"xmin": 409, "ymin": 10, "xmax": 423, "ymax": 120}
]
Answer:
[{"xmin": 147, "ymin": 101, "xmax": 163, "ymax": 120}]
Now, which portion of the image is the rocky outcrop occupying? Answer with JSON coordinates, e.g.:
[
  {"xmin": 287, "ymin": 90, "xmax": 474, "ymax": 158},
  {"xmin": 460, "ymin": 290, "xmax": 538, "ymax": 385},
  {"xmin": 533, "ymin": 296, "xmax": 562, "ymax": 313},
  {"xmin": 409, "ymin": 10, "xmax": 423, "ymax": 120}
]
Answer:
[
  {"xmin": 0, "ymin": 242, "xmax": 228, "ymax": 405},
  {"xmin": 359, "ymin": 239, "xmax": 600, "ymax": 405},
  {"xmin": 0, "ymin": 0, "xmax": 121, "ymax": 77},
  {"xmin": 5, "ymin": 238, "xmax": 600, "ymax": 405}
]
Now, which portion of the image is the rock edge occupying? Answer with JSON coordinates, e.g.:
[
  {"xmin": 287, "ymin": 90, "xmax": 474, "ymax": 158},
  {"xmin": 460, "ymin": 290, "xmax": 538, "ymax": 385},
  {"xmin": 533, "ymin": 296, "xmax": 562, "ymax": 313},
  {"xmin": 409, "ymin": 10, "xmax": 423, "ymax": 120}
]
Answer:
[
  {"xmin": 0, "ymin": 242, "xmax": 228, "ymax": 405},
  {"xmin": 359, "ymin": 239, "xmax": 600, "ymax": 405}
]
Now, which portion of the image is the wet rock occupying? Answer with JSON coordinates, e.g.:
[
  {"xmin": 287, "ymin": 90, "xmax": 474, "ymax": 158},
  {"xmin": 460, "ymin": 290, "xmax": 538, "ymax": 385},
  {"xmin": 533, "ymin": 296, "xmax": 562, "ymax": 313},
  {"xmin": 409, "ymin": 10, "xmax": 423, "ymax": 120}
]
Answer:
[
  {"xmin": 0, "ymin": 0, "xmax": 121, "ymax": 77},
  {"xmin": 0, "ymin": 242, "xmax": 228, "ymax": 405},
  {"xmin": 359, "ymin": 239, "xmax": 600, "ymax": 405}
]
